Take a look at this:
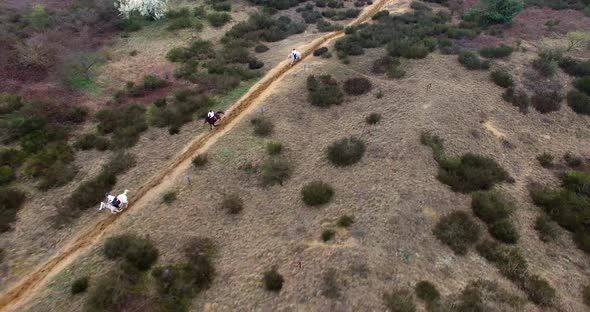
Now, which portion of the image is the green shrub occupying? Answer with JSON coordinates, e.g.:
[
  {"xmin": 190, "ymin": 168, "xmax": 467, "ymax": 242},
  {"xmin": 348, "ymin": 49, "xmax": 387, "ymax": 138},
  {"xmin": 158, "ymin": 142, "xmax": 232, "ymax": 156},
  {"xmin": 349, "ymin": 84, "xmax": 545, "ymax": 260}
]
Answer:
[
  {"xmin": 221, "ymin": 193, "xmax": 243, "ymax": 214},
  {"xmin": 254, "ymin": 44, "xmax": 269, "ymax": 53},
  {"xmin": 479, "ymin": 45, "xmax": 513, "ymax": 58},
  {"xmin": 337, "ymin": 215, "xmax": 354, "ymax": 228},
  {"xmin": 302, "ymin": 10, "xmax": 323, "ymax": 23},
  {"xmin": 103, "ymin": 234, "xmax": 158, "ymax": 271},
  {"xmin": 415, "ymin": 281, "xmax": 440, "ymax": 303},
  {"xmin": 434, "ymin": 211, "xmax": 481, "ymax": 255},
  {"xmin": 212, "ymin": 1, "xmax": 231, "ymax": 11},
  {"xmin": 366, "ymin": 113, "xmax": 382, "ymax": 124},
  {"xmin": 464, "ymin": 0, "xmax": 524, "ymax": 25},
  {"xmin": 535, "ymin": 214, "xmax": 560, "ymax": 243},
  {"xmin": 38, "ymin": 161, "xmax": 78, "ymax": 190},
  {"xmin": 307, "ymin": 75, "xmax": 344, "ymax": 107},
  {"xmin": 537, "ymin": 152, "xmax": 554, "ymax": 168},
  {"xmin": 531, "ymin": 91, "xmax": 562, "ymax": 113},
  {"xmin": 71, "ymin": 276, "xmax": 89, "ymax": 295},
  {"xmin": 162, "ymin": 191, "xmax": 177, "ymax": 204},
  {"xmin": 74, "ymin": 133, "xmax": 98, "ymax": 150},
  {"xmin": 564, "ymin": 152, "xmax": 584, "ymax": 168},
  {"xmin": 192, "ymin": 154, "xmax": 208, "ymax": 167},
  {"xmin": 207, "ymin": 12, "xmax": 231, "ymax": 27},
  {"xmin": 0, "ymin": 149, "xmax": 25, "ymax": 168},
  {"xmin": 387, "ymin": 38, "xmax": 433, "ymax": 59},
  {"xmin": 326, "ymin": 137, "xmax": 366, "ymax": 167},
  {"xmin": 458, "ymin": 51, "xmax": 490, "ymax": 70},
  {"xmin": 559, "ymin": 57, "xmax": 590, "ymax": 77},
  {"xmin": 489, "ymin": 219, "xmax": 519, "ymax": 244},
  {"xmin": 251, "ymin": 116, "xmax": 274, "ymax": 137},
  {"xmin": 167, "ymin": 16, "xmax": 192, "ymax": 30},
  {"xmin": 143, "ymin": 75, "xmax": 168, "ymax": 90},
  {"xmin": 567, "ymin": 89, "xmax": 590, "ymax": 115},
  {"xmin": 266, "ymin": 141, "xmax": 283, "ymax": 155},
  {"xmin": 321, "ymin": 229, "xmax": 336, "ymax": 241},
  {"xmin": 503, "ymin": 87, "xmax": 530, "ymax": 113},
  {"xmin": 438, "ymin": 154, "xmax": 511, "ymax": 193},
  {"xmin": 343, "ymin": 77, "xmax": 372, "ymax": 95},
  {"xmin": 167, "ymin": 7, "xmax": 190, "ymax": 18},
  {"xmin": 491, "ymin": 70, "xmax": 514, "ymax": 88},
  {"xmin": 301, "ymin": 181, "xmax": 334, "ymax": 206},
  {"xmin": 523, "ymin": 275, "xmax": 556, "ymax": 306},
  {"xmin": 455, "ymin": 280, "xmax": 525, "ymax": 311},
  {"xmin": 0, "ymin": 166, "xmax": 15, "ymax": 185},
  {"xmin": 575, "ymin": 76, "xmax": 590, "ymax": 95},
  {"xmin": 0, "ymin": 187, "xmax": 26, "ymax": 233},
  {"xmin": 383, "ymin": 289, "xmax": 416, "ymax": 312},
  {"xmin": 261, "ymin": 157, "xmax": 292, "ymax": 186},
  {"xmin": 85, "ymin": 269, "xmax": 135, "ymax": 311},
  {"xmin": 263, "ymin": 268, "xmax": 283, "ymax": 291},
  {"xmin": 0, "ymin": 95, "xmax": 24, "ymax": 115},
  {"xmin": 447, "ymin": 27, "xmax": 477, "ymax": 39},
  {"xmin": 471, "ymin": 190, "xmax": 514, "ymax": 224},
  {"xmin": 476, "ymin": 239, "xmax": 528, "ymax": 282}
]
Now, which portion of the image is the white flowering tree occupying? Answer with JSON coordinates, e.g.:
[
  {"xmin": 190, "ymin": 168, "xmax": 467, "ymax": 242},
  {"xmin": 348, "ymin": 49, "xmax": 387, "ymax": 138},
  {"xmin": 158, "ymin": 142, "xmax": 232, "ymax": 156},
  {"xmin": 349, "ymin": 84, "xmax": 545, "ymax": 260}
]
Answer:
[{"xmin": 116, "ymin": 0, "xmax": 168, "ymax": 20}]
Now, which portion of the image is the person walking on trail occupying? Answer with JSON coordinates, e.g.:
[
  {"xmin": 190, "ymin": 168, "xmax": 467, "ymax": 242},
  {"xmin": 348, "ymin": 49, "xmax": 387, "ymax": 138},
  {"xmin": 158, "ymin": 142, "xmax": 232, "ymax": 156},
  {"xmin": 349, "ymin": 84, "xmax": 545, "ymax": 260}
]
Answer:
[{"xmin": 288, "ymin": 48, "xmax": 301, "ymax": 65}]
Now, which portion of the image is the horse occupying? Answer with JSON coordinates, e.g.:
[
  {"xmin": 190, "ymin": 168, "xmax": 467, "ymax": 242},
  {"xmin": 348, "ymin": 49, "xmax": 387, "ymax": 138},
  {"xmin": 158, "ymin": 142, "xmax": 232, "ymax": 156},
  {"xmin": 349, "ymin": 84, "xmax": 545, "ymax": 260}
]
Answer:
[
  {"xmin": 288, "ymin": 50, "xmax": 301, "ymax": 65},
  {"xmin": 205, "ymin": 111, "xmax": 224, "ymax": 129},
  {"xmin": 98, "ymin": 190, "xmax": 129, "ymax": 214}
]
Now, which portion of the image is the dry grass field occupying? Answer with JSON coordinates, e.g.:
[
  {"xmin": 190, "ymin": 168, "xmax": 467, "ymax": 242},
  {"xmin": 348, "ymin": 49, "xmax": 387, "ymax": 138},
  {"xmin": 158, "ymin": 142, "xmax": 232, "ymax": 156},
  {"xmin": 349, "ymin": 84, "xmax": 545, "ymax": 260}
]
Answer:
[{"xmin": 2, "ymin": 0, "xmax": 590, "ymax": 311}]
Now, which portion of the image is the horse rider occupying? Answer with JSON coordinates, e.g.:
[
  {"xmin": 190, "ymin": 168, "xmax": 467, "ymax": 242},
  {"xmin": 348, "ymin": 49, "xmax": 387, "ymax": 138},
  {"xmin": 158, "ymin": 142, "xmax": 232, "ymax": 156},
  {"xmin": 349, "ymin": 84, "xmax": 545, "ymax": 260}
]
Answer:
[
  {"xmin": 288, "ymin": 48, "xmax": 301, "ymax": 65},
  {"xmin": 207, "ymin": 110, "xmax": 215, "ymax": 121}
]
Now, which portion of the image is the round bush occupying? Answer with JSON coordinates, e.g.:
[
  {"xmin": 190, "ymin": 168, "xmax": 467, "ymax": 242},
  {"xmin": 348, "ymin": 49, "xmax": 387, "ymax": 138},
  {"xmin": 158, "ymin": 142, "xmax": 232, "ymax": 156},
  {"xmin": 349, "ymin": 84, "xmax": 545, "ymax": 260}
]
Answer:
[
  {"xmin": 321, "ymin": 229, "xmax": 335, "ymax": 241},
  {"xmin": 536, "ymin": 153, "xmax": 554, "ymax": 168},
  {"xmin": 192, "ymin": 154, "xmax": 208, "ymax": 167},
  {"xmin": 524, "ymin": 275, "xmax": 556, "ymax": 306},
  {"xmin": 471, "ymin": 191, "xmax": 514, "ymax": 224},
  {"xmin": 314, "ymin": 47, "xmax": 329, "ymax": 57},
  {"xmin": 301, "ymin": 181, "xmax": 334, "ymax": 206},
  {"xmin": 251, "ymin": 117, "xmax": 274, "ymax": 137},
  {"xmin": 248, "ymin": 59, "xmax": 264, "ymax": 69},
  {"xmin": 124, "ymin": 239, "xmax": 159, "ymax": 271},
  {"xmin": 263, "ymin": 269, "xmax": 284, "ymax": 291},
  {"xmin": 365, "ymin": 113, "xmax": 381, "ymax": 125},
  {"xmin": 458, "ymin": 51, "xmax": 486, "ymax": 70},
  {"xmin": 415, "ymin": 281, "xmax": 440, "ymax": 303},
  {"xmin": 261, "ymin": 157, "xmax": 292, "ymax": 186},
  {"xmin": 103, "ymin": 235, "xmax": 133, "ymax": 259},
  {"xmin": 221, "ymin": 193, "xmax": 243, "ymax": 214},
  {"xmin": 491, "ymin": 70, "xmax": 514, "ymax": 88},
  {"xmin": 567, "ymin": 89, "xmax": 590, "ymax": 115},
  {"xmin": 337, "ymin": 215, "xmax": 354, "ymax": 228},
  {"xmin": 574, "ymin": 76, "xmax": 590, "ymax": 95},
  {"xmin": 162, "ymin": 191, "xmax": 177, "ymax": 204},
  {"xmin": 433, "ymin": 211, "xmax": 481, "ymax": 255},
  {"xmin": 344, "ymin": 77, "xmax": 372, "ymax": 95},
  {"xmin": 254, "ymin": 44, "xmax": 269, "ymax": 53},
  {"xmin": 531, "ymin": 91, "xmax": 562, "ymax": 113},
  {"xmin": 71, "ymin": 276, "xmax": 89, "ymax": 295},
  {"xmin": 489, "ymin": 219, "xmax": 519, "ymax": 244},
  {"xmin": 326, "ymin": 137, "xmax": 366, "ymax": 166},
  {"xmin": 266, "ymin": 141, "xmax": 283, "ymax": 155}
]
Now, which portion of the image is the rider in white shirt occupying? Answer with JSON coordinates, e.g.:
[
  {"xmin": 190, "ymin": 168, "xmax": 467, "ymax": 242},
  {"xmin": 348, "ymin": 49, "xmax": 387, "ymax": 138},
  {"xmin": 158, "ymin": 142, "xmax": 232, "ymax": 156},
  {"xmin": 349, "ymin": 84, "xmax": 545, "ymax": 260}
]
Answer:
[{"xmin": 207, "ymin": 111, "xmax": 215, "ymax": 120}]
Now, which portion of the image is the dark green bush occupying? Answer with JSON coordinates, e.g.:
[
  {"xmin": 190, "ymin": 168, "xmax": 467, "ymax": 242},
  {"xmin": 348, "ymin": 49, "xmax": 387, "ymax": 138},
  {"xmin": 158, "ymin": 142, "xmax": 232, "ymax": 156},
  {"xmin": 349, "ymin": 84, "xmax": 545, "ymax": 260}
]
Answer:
[
  {"xmin": 411, "ymin": 1, "xmax": 432, "ymax": 11},
  {"xmin": 502, "ymin": 87, "xmax": 530, "ymax": 113},
  {"xmin": 192, "ymin": 154, "xmax": 208, "ymax": 167},
  {"xmin": 143, "ymin": 75, "xmax": 168, "ymax": 90},
  {"xmin": 38, "ymin": 161, "xmax": 78, "ymax": 190},
  {"xmin": 74, "ymin": 133, "xmax": 98, "ymax": 150},
  {"xmin": 438, "ymin": 154, "xmax": 511, "ymax": 193},
  {"xmin": 85, "ymin": 269, "xmax": 135, "ymax": 311},
  {"xmin": 0, "ymin": 166, "xmax": 15, "ymax": 185},
  {"xmin": 321, "ymin": 229, "xmax": 336, "ymax": 241},
  {"xmin": 387, "ymin": 38, "xmax": 433, "ymax": 59},
  {"xmin": 366, "ymin": 113, "xmax": 382, "ymax": 124},
  {"xmin": 535, "ymin": 214, "xmax": 560, "ymax": 243},
  {"xmin": 447, "ymin": 27, "xmax": 477, "ymax": 39},
  {"xmin": 302, "ymin": 10, "xmax": 322, "ymax": 23},
  {"xmin": 471, "ymin": 190, "xmax": 514, "ymax": 224},
  {"xmin": 575, "ymin": 76, "xmax": 590, "ymax": 95},
  {"xmin": 263, "ymin": 268, "xmax": 284, "ymax": 291},
  {"xmin": 251, "ymin": 116, "xmax": 274, "ymax": 137},
  {"xmin": 307, "ymin": 75, "xmax": 344, "ymax": 107},
  {"xmin": 479, "ymin": 45, "xmax": 513, "ymax": 58},
  {"xmin": 537, "ymin": 152, "xmax": 554, "ymax": 168},
  {"xmin": 163, "ymin": 191, "xmax": 177, "ymax": 204},
  {"xmin": 212, "ymin": 1, "xmax": 231, "ymax": 11},
  {"xmin": 71, "ymin": 276, "xmax": 89, "ymax": 295},
  {"xmin": 0, "ymin": 187, "xmax": 26, "ymax": 233},
  {"xmin": 383, "ymin": 289, "xmax": 416, "ymax": 312},
  {"xmin": 254, "ymin": 44, "xmax": 269, "ymax": 53},
  {"xmin": 489, "ymin": 219, "xmax": 519, "ymax": 244},
  {"xmin": 337, "ymin": 215, "xmax": 354, "ymax": 228},
  {"xmin": 464, "ymin": 0, "xmax": 524, "ymax": 25},
  {"xmin": 567, "ymin": 89, "xmax": 590, "ymax": 115},
  {"xmin": 167, "ymin": 7, "xmax": 190, "ymax": 18},
  {"xmin": 564, "ymin": 152, "xmax": 584, "ymax": 169},
  {"xmin": 434, "ymin": 211, "xmax": 481, "ymax": 255},
  {"xmin": 261, "ymin": 157, "xmax": 291, "ymax": 186},
  {"xmin": 343, "ymin": 77, "xmax": 372, "ymax": 95},
  {"xmin": 559, "ymin": 57, "xmax": 590, "ymax": 77},
  {"xmin": 103, "ymin": 234, "xmax": 158, "ymax": 271},
  {"xmin": 458, "ymin": 51, "xmax": 490, "ymax": 70},
  {"xmin": 455, "ymin": 280, "xmax": 525, "ymax": 311},
  {"xmin": 415, "ymin": 281, "xmax": 440, "ymax": 303},
  {"xmin": 491, "ymin": 70, "xmax": 514, "ymax": 88},
  {"xmin": 301, "ymin": 181, "xmax": 334, "ymax": 206},
  {"xmin": 531, "ymin": 91, "xmax": 562, "ymax": 113},
  {"xmin": 207, "ymin": 12, "xmax": 231, "ymax": 27},
  {"xmin": 167, "ymin": 16, "xmax": 192, "ymax": 30},
  {"xmin": 221, "ymin": 193, "xmax": 243, "ymax": 214},
  {"xmin": 524, "ymin": 274, "xmax": 556, "ymax": 306},
  {"xmin": 476, "ymin": 239, "xmax": 528, "ymax": 282},
  {"xmin": 326, "ymin": 137, "xmax": 366, "ymax": 167},
  {"xmin": 266, "ymin": 141, "xmax": 283, "ymax": 155}
]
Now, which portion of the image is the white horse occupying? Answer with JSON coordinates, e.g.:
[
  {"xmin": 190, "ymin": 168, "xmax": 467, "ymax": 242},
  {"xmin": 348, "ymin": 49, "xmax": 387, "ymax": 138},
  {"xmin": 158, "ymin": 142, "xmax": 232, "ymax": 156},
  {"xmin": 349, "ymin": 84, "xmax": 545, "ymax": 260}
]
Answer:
[
  {"xmin": 288, "ymin": 49, "xmax": 301, "ymax": 65},
  {"xmin": 99, "ymin": 189, "xmax": 129, "ymax": 214}
]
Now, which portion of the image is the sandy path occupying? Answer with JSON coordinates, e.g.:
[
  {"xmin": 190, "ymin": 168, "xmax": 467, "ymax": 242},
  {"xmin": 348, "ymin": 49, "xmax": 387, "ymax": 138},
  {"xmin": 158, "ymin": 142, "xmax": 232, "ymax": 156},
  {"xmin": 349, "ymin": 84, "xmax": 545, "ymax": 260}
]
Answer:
[{"xmin": 0, "ymin": 1, "xmax": 392, "ymax": 310}]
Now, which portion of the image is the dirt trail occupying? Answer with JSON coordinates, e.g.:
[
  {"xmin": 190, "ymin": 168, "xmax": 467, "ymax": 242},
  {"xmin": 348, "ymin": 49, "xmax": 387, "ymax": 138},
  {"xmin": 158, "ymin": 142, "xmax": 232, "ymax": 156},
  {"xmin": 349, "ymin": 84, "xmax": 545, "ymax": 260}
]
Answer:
[{"xmin": 0, "ymin": 1, "xmax": 392, "ymax": 310}]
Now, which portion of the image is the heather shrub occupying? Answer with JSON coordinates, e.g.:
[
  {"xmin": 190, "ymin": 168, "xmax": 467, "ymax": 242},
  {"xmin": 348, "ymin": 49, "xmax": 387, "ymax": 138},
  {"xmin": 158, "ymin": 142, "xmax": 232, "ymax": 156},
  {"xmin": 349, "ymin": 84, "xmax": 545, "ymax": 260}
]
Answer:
[
  {"xmin": 321, "ymin": 229, "xmax": 335, "ymax": 241},
  {"xmin": 532, "ymin": 49, "xmax": 562, "ymax": 77},
  {"xmin": 0, "ymin": 166, "xmax": 15, "ymax": 185},
  {"xmin": 464, "ymin": 0, "xmax": 524, "ymax": 25},
  {"xmin": 143, "ymin": 75, "xmax": 168, "ymax": 91},
  {"xmin": 383, "ymin": 289, "xmax": 416, "ymax": 312},
  {"xmin": 534, "ymin": 214, "xmax": 560, "ymax": 243},
  {"xmin": 559, "ymin": 57, "xmax": 590, "ymax": 77},
  {"xmin": 476, "ymin": 240, "xmax": 528, "ymax": 282},
  {"xmin": 103, "ymin": 234, "xmax": 158, "ymax": 271},
  {"xmin": 524, "ymin": 275, "xmax": 557, "ymax": 306},
  {"xmin": 316, "ymin": 19, "xmax": 342, "ymax": 32},
  {"xmin": 254, "ymin": 44, "xmax": 269, "ymax": 53},
  {"xmin": 337, "ymin": 215, "xmax": 354, "ymax": 228},
  {"xmin": 162, "ymin": 191, "xmax": 177, "ymax": 204},
  {"xmin": 266, "ymin": 141, "xmax": 283, "ymax": 155},
  {"xmin": 455, "ymin": 280, "xmax": 525, "ymax": 311},
  {"xmin": 0, "ymin": 187, "xmax": 26, "ymax": 233},
  {"xmin": 326, "ymin": 137, "xmax": 366, "ymax": 166},
  {"xmin": 458, "ymin": 51, "xmax": 490, "ymax": 70},
  {"xmin": 502, "ymin": 87, "xmax": 530, "ymax": 113},
  {"xmin": 574, "ymin": 76, "xmax": 590, "ymax": 95},
  {"xmin": 221, "ymin": 193, "xmax": 243, "ymax": 214},
  {"xmin": 479, "ymin": 44, "xmax": 513, "ymax": 58},
  {"xmin": 261, "ymin": 157, "xmax": 291, "ymax": 185},
  {"xmin": 307, "ymin": 75, "xmax": 344, "ymax": 107},
  {"xmin": 489, "ymin": 219, "xmax": 519, "ymax": 244},
  {"xmin": 251, "ymin": 116, "xmax": 274, "ymax": 137},
  {"xmin": 212, "ymin": 1, "xmax": 231, "ymax": 11},
  {"xmin": 167, "ymin": 16, "xmax": 192, "ymax": 30},
  {"xmin": 491, "ymin": 70, "xmax": 514, "ymax": 88},
  {"xmin": 434, "ymin": 211, "xmax": 481, "ymax": 255},
  {"xmin": 366, "ymin": 113, "xmax": 382, "ymax": 124},
  {"xmin": 71, "ymin": 276, "xmax": 89, "ymax": 295},
  {"xmin": 343, "ymin": 77, "xmax": 372, "ymax": 95},
  {"xmin": 471, "ymin": 191, "xmax": 515, "ymax": 224},
  {"xmin": 263, "ymin": 268, "xmax": 283, "ymax": 291},
  {"xmin": 248, "ymin": 58, "xmax": 264, "ymax": 69},
  {"xmin": 415, "ymin": 281, "xmax": 440, "ymax": 304},
  {"xmin": 531, "ymin": 91, "xmax": 562, "ymax": 113},
  {"xmin": 438, "ymin": 154, "xmax": 511, "ymax": 193},
  {"xmin": 567, "ymin": 89, "xmax": 590, "ymax": 115},
  {"xmin": 302, "ymin": 10, "xmax": 322, "ymax": 23},
  {"xmin": 192, "ymin": 154, "xmax": 208, "ymax": 167},
  {"xmin": 313, "ymin": 47, "xmax": 329, "ymax": 57},
  {"xmin": 537, "ymin": 152, "xmax": 554, "ymax": 168},
  {"xmin": 207, "ymin": 12, "xmax": 231, "ymax": 27},
  {"xmin": 301, "ymin": 181, "xmax": 334, "ymax": 206}
]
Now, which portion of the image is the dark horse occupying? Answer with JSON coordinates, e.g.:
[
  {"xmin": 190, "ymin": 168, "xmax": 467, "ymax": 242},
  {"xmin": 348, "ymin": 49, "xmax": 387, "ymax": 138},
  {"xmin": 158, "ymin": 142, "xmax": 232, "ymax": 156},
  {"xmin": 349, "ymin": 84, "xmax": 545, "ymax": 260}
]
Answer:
[{"xmin": 205, "ymin": 111, "xmax": 224, "ymax": 129}]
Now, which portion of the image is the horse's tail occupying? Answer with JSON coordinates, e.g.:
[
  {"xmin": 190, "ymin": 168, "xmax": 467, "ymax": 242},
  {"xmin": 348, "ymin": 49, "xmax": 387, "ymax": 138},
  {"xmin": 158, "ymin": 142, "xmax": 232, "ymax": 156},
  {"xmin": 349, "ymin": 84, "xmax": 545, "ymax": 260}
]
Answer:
[{"xmin": 216, "ymin": 111, "xmax": 224, "ymax": 115}]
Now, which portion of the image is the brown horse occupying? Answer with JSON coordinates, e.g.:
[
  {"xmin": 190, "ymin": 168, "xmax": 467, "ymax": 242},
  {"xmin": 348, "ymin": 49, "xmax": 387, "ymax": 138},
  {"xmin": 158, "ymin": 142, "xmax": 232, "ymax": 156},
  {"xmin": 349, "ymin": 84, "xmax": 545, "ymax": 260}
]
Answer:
[{"xmin": 204, "ymin": 111, "xmax": 224, "ymax": 129}]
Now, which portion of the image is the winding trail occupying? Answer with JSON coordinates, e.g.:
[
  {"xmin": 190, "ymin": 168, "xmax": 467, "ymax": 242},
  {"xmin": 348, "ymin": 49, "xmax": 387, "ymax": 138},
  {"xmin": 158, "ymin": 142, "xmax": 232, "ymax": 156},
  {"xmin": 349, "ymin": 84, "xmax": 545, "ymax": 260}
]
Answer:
[{"xmin": 0, "ymin": 1, "xmax": 392, "ymax": 310}]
